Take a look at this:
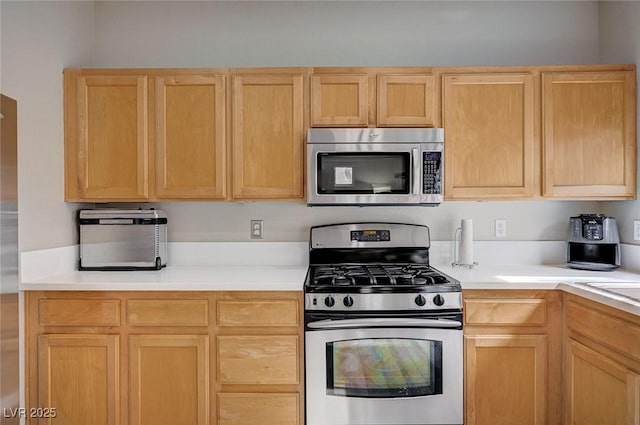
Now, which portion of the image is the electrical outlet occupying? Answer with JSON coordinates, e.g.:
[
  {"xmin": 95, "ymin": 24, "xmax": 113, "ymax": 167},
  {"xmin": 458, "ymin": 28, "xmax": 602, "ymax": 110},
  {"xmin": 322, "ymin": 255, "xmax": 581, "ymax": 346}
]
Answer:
[
  {"xmin": 250, "ymin": 220, "xmax": 263, "ymax": 239},
  {"xmin": 634, "ymin": 220, "xmax": 640, "ymax": 241},
  {"xmin": 495, "ymin": 219, "xmax": 507, "ymax": 238}
]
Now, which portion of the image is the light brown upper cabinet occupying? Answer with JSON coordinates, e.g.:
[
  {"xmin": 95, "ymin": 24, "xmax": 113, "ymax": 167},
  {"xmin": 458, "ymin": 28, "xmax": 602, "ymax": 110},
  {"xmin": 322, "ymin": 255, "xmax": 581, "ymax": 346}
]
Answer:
[
  {"xmin": 232, "ymin": 72, "xmax": 306, "ymax": 200},
  {"xmin": 542, "ymin": 70, "xmax": 636, "ymax": 199},
  {"xmin": 310, "ymin": 74, "xmax": 369, "ymax": 127},
  {"xmin": 66, "ymin": 73, "xmax": 150, "ymax": 201},
  {"xmin": 155, "ymin": 75, "xmax": 226, "ymax": 200},
  {"xmin": 377, "ymin": 74, "xmax": 436, "ymax": 126},
  {"xmin": 65, "ymin": 69, "xmax": 227, "ymax": 202},
  {"xmin": 442, "ymin": 73, "xmax": 536, "ymax": 199},
  {"xmin": 310, "ymin": 69, "xmax": 436, "ymax": 128}
]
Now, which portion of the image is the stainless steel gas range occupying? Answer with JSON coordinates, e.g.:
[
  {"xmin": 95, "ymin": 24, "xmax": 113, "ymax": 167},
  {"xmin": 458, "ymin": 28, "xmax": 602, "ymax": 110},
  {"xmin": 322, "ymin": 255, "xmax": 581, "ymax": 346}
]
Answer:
[{"xmin": 304, "ymin": 223, "xmax": 463, "ymax": 425}]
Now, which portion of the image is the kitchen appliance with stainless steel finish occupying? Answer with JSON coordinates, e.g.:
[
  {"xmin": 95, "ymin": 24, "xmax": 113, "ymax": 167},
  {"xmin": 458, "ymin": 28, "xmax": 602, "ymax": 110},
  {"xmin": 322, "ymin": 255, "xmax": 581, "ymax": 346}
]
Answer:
[
  {"xmin": 567, "ymin": 214, "xmax": 620, "ymax": 271},
  {"xmin": 304, "ymin": 223, "xmax": 463, "ymax": 425},
  {"xmin": 79, "ymin": 209, "xmax": 168, "ymax": 270},
  {"xmin": 1, "ymin": 94, "xmax": 20, "ymax": 424},
  {"xmin": 307, "ymin": 128, "xmax": 444, "ymax": 206}
]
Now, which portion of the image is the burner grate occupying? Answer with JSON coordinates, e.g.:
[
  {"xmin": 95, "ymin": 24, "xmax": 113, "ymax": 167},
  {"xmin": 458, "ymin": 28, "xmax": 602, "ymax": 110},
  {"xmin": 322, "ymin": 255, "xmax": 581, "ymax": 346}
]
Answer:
[{"xmin": 309, "ymin": 264, "xmax": 451, "ymax": 287}]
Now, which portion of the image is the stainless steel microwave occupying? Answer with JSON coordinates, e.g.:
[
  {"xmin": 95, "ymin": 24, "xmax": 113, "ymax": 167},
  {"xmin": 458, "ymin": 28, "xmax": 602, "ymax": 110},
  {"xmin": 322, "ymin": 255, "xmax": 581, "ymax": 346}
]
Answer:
[{"xmin": 307, "ymin": 128, "xmax": 444, "ymax": 206}]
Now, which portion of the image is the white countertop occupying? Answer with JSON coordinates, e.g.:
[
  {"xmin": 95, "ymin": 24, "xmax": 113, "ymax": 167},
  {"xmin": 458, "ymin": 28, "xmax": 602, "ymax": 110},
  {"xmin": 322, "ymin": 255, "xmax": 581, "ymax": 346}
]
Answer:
[
  {"xmin": 19, "ymin": 242, "xmax": 640, "ymax": 316},
  {"xmin": 20, "ymin": 265, "xmax": 309, "ymax": 291}
]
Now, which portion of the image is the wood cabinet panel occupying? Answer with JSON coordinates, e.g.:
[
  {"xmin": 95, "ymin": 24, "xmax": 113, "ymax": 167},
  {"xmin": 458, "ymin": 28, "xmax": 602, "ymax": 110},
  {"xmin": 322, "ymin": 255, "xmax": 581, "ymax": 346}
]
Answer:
[
  {"xmin": 464, "ymin": 298, "xmax": 546, "ymax": 326},
  {"xmin": 127, "ymin": 299, "xmax": 209, "ymax": 326},
  {"xmin": 463, "ymin": 290, "xmax": 563, "ymax": 425},
  {"xmin": 39, "ymin": 299, "xmax": 120, "ymax": 326},
  {"xmin": 217, "ymin": 393, "xmax": 299, "ymax": 425},
  {"xmin": 377, "ymin": 74, "xmax": 435, "ymax": 126},
  {"xmin": 217, "ymin": 335, "xmax": 299, "ymax": 384},
  {"xmin": 465, "ymin": 334, "xmax": 547, "ymax": 425},
  {"xmin": 566, "ymin": 299, "xmax": 640, "ymax": 363},
  {"xmin": 565, "ymin": 339, "xmax": 640, "ymax": 425},
  {"xmin": 232, "ymin": 74, "xmax": 305, "ymax": 199},
  {"xmin": 155, "ymin": 75, "xmax": 226, "ymax": 199},
  {"xmin": 75, "ymin": 75, "xmax": 149, "ymax": 200},
  {"xmin": 129, "ymin": 334, "xmax": 209, "ymax": 425},
  {"xmin": 27, "ymin": 291, "xmax": 303, "ymax": 425},
  {"xmin": 217, "ymin": 299, "xmax": 299, "ymax": 327},
  {"xmin": 443, "ymin": 73, "xmax": 535, "ymax": 199},
  {"xmin": 38, "ymin": 334, "xmax": 119, "ymax": 425},
  {"xmin": 310, "ymin": 74, "xmax": 368, "ymax": 127},
  {"xmin": 542, "ymin": 71, "xmax": 636, "ymax": 198}
]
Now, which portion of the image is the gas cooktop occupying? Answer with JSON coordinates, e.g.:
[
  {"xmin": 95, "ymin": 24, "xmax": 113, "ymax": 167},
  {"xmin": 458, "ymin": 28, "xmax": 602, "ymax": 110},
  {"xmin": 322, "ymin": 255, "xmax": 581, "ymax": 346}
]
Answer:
[{"xmin": 306, "ymin": 263, "xmax": 459, "ymax": 294}]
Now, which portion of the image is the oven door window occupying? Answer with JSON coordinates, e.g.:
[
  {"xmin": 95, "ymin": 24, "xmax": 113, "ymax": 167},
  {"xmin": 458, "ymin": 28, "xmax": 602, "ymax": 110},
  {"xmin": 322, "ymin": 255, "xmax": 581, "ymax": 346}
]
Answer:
[
  {"xmin": 316, "ymin": 153, "xmax": 410, "ymax": 194},
  {"xmin": 326, "ymin": 338, "xmax": 442, "ymax": 398}
]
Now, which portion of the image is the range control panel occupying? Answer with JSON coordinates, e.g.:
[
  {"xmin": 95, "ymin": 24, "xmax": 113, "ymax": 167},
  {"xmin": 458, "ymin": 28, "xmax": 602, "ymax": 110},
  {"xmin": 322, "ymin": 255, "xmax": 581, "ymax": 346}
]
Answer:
[{"xmin": 350, "ymin": 230, "xmax": 391, "ymax": 242}]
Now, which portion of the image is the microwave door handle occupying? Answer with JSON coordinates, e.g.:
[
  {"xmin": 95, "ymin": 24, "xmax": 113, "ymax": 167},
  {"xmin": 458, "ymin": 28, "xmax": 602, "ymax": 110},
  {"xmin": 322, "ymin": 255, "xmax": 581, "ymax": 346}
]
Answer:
[
  {"xmin": 306, "ymin": 318, "xmax": 462, "ymax": 329},
  {"xmin": 412, "ymin": 148, "xmax": 421, "ymax": 196}
]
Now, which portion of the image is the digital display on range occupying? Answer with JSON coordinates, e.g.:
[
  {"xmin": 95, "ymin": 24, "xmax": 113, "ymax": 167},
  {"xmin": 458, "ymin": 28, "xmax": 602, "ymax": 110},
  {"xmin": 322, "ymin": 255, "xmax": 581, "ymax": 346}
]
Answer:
[{"xmin": 350, "ymin": 230, "xmax": 391, "ymax": 242}]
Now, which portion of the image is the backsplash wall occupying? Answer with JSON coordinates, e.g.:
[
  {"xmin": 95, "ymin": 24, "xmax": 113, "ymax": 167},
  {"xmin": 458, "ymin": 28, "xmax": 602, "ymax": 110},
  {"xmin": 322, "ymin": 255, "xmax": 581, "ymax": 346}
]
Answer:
[
  {"xmin": 4, "ymin": 1, "xmax": 612, "ymax": 251},
  {"xmin": 153, "ymin": 200, "xmax": 600, "ymax": 242}
]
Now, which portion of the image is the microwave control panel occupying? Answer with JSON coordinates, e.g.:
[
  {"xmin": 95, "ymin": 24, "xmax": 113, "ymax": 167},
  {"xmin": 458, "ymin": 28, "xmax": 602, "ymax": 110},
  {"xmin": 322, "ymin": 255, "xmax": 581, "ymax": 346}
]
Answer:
[{"xmin": 423, "ymin": 152, "xmax": 442, "ymax": 195}]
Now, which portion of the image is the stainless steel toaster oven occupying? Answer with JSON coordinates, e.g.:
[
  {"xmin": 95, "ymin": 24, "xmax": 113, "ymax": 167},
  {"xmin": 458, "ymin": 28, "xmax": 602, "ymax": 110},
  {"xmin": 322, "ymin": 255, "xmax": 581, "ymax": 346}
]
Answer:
[{"xmin": 79, "ymin": 209, "xmax": 167, "ymax": 270}]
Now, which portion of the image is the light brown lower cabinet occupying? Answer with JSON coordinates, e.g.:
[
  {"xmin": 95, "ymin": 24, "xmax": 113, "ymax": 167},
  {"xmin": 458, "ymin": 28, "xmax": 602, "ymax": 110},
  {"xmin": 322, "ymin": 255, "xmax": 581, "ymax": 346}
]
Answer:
[
  {"xmin": 129, "ymin": 334, "xmax": 209, "ymax": 425},
  {"xmin": 37, "ymin": 334, "xmax": 119, "ymax": 425},
  {"xmin": 564, "ymin": 294, "xmax": 640, "ymax": 425},
  {"xmin": 26, "ymin": 291, "xmax": 303, "ymax": 425},
  {"xmin": 463, "ymin": 290, "xmax": 563, "ymax": 425},
  {"xmin": 217, "ymin": 393, "xmax": 299, "ymax": 425}
]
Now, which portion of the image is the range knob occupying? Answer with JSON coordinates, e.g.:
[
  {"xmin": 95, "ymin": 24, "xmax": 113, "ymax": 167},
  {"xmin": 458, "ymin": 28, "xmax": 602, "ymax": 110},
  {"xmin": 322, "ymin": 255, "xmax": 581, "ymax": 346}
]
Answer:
[
  {"xmin": 343, "ymin": 296, "xmax": 354, "ymax": 307},
  {"xmin": 433, "ymin": 294, "xmax": 445, "ymax": 306},
  {"xmin": 414, "ymin": 295, "xmax": 427, "ymax": 307},
  {"xmin": 324, "ymin": 296, "xmax": 335, "ymax": 308}
]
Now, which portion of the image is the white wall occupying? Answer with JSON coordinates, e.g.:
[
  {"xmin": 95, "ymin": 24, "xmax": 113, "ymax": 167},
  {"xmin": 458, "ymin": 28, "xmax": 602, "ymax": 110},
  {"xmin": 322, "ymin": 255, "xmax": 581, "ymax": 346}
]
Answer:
[
  {"xmin": 3, "ymin": 1, "xmax": 608, "ymax": 250},
  {"xmin": 1, "ymin": 1, "xmax": 94, "ymax": 252},
  {"xmin": 94, "ymin": 1, "xmax": 600, "ymax": 67},
  {"xmin": 599, "ymin": 1, "xmax": 640, "ymax": 244}
]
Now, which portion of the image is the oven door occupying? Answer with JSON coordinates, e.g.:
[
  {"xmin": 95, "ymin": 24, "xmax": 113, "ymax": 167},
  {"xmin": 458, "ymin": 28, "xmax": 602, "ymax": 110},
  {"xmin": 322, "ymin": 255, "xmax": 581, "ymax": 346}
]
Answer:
[
  {"xmin": 307, "ymin": 143, "xmax": 440, "ymax": 206},
  {"xmin": 305, "ymin": 318, "xmax": 463, "ymax": 425}
]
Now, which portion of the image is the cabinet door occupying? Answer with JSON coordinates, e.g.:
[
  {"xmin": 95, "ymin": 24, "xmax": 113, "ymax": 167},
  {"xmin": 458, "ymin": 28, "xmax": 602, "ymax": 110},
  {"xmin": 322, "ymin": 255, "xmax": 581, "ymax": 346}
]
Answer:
[
  {"xmin": 565, "ymin": 339, "xmax": 640, "ymax": 425},
  {"xmin": 378, "ymin": 74, "xmax": 435, "ymax": 126},
  {"xmin": 465, "ymin": 334, "xmax": 546, "ymax": 425},
  {"xmin": 232, "ymin": 75, "xmax": 305, "ymax": 199},
  {"xmin": 310, "ymin": 74, "xmax": 368, "ymax": 127},
  {"xmin": 38, "ymin": 334, "xmax": 119, "ymax": 425},
  {"xmin": 542, "ymin": 71, "xmax": 636, "ymax": 198},
  {"xmin": 156, "ymin": 75, "xmax": 226, "ymax": 199},
  {"xmin": 74, "ymin": 75, "xmax": 149, "ymax": 200},
  {"xmin": 129, "ymin": 334, "xmax": 209, "ymax": 425},
  {"xmin": 443, "ymin": 74, "xmax": 535, "ymax": 199}
]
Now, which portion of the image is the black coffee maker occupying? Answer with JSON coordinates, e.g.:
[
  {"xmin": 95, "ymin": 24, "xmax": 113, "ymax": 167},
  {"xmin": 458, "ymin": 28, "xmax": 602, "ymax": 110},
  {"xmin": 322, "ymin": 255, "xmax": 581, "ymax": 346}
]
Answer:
[{"xmin": 567, "ymin": 214, "xmax": 620, "ymax": 271}]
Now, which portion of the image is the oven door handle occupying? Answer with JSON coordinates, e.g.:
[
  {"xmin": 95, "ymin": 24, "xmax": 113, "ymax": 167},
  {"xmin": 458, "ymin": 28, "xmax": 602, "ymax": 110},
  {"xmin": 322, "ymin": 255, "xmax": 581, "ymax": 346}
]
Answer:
[{"xmin": 306, "ymin": 318, "xmax": 462, "ymax": 329}]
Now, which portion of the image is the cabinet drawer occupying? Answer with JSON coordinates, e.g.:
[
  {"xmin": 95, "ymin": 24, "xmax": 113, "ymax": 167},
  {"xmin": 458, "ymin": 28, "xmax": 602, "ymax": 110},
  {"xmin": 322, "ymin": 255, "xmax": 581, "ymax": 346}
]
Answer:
[
  {"xmin": 39, "ymin": 299, "xmax": 120, "ymax": 326},
  {"xmin": 127, "ymin": 299, "xmax": 209, "ymax": 326},
  {"xmin": 464, "ymin": 298, "xmax": 546, "ymax": 326},
  {"xmin": 217, "ymin": 299, "xmax": 299, "ymax": 327},
  {"xmin": 218, "ymin": 393, "xmax": 299, "ymax": 425},
  {"xmin": 566, "ymin": 300, "xmax": 640, "ymax": 362},
  {"xmin": 217, "ymin": 335, "xmax": 299, "ymax": 384}
]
